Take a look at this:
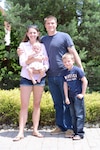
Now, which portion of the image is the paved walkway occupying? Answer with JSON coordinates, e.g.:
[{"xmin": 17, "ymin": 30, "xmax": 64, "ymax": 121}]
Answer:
[{"xmin": 0, "ymin": 127, "xmax": 100, "ymax": 150}]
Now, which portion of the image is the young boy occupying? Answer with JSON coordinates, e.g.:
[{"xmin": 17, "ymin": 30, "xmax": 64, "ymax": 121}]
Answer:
[
  {"xmin": 27, "ymin": 42, "xmax": 48, "ymax": 84},
  {"xmin": 62, "ymin": 53, "xmax": 88, "ymax": 140}
]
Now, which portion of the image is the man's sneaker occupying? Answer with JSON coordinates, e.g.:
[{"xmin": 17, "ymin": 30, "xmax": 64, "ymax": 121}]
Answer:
[
  {"xmin": 51, "ymin": 127, "xmax": 64, "ymax": 135},
  {"xmin": 65, "ymin": 129, "xmax": 74, "ymax": 138}
]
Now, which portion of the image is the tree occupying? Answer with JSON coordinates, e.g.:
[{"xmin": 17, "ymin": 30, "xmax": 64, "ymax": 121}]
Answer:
[
  {"xmin": 1, "ymin": 0, "xmax": 100, "ymax": 91},
  {"xmin": 0, "ymin": 12, "xmax": 6, "ymax": 85},
  {"xmin": 6, "ymin": 0, "xmax": 77, "ymax": 24},
  {"xmin": 77, "ymin": 0, "xmax": 100, "ymax": 91},
  {"xmin": 0, "ymin": 12, "xmax": 5, "ymax": 50},
  {"xmin": 0, "ymin": 11, "xmax": 21, "ymax": 89}
]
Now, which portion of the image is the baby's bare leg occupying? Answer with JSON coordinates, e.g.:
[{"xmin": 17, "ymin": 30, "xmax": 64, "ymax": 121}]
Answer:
[
  {"xmin": 37, "ymin": 69, "xmax": 45, "ymax": 83},
  {"xmin": 28, "ymin": 68, "xmax": 37, "ymax": 84}
]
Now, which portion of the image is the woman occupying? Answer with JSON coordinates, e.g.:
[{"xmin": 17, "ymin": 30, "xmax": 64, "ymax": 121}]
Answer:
[{"xmin": 13, "ymin": 25, "xmax": 49, "ymax": 141}]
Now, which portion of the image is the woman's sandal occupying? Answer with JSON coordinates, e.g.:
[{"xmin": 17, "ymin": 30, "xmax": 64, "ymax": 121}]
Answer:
[
  {"xmin": 33, "ymin": 131, "xmax": 44, "ymax": 138},
  {"xmin": 13, "ymin": 136, "xmax": 24, "ymax": 142}
]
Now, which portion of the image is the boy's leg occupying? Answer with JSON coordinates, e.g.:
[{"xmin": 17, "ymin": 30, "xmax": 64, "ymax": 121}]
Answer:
[{"xmin": 74, "ymin": 97, "xmax": 85, "ymax": 138}]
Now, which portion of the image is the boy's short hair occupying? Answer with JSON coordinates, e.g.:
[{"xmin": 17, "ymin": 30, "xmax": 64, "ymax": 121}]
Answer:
[{"xmin": 62, "ymin": 53, "xmax": 74, "ymax": 61}]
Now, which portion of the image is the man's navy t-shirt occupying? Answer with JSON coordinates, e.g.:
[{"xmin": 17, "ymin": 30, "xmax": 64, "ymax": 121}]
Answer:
[{"xmin": 41, "ymin": 31, "xmax": 74, "ymax": 76}]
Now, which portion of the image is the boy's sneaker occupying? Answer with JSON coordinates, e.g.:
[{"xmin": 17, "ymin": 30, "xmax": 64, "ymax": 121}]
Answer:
[
  {"xmin": 65, "ymin": 129, "xmax": 74, "ymax": 138},
  {"xmin": 51, "ymin": 127, "xmax": 64, "ymax": 135},
  {"xmin": 72, "ymin": 135, "xmax": 82, "ymax": 140}
]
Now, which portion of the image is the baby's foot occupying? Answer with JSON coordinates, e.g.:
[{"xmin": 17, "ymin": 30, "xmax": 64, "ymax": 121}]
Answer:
[
  {"xmin": 37, "ymin": 78, "xmax": 41, "ymax": 83},
  {"xmin": 32, "ymin": 80, "xmax": 37, "ymax": 84}
]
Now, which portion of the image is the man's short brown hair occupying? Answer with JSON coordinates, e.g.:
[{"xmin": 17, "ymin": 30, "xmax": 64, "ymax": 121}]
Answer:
[{"xmin": 44, "ymin": 15, "xmax": 57, "ymax": 24}]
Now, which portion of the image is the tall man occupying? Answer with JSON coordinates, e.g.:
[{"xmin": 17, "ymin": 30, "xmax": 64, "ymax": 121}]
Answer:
[{"xmin": 41, "ymin": 15, "xmax": 83, "ymax": 137}]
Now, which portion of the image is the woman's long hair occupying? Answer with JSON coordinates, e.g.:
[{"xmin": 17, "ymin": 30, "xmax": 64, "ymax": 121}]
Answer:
[{"xmin": 22, "ymin": 25, "xmax": 40, "ymax": 42}]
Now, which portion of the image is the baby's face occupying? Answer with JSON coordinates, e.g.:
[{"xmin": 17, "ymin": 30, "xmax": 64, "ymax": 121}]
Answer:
[{"xmin": 33, "ymin": 45, "xmax": 41, "ymax": 53}]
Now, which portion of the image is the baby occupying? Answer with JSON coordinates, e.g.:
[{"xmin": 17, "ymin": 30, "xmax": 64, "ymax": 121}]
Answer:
[{"xmin": 27, "ymin": 42, "xmax": 47, "ymax": 84}]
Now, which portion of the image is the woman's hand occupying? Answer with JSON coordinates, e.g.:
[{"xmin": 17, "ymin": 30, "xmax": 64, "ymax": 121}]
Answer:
[
  {"xmin": 38, "ymin": 67, "xmax": 46, "ymax": 75},
  {"xmin": 30, "ymin": 67, "xmax": 46, "ymax": 74}
]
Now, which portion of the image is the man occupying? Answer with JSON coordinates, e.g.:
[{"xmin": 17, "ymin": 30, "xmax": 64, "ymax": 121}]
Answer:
[{"xmin": 41, "ymin": 15, "xmax": 83, "ymax": 137}]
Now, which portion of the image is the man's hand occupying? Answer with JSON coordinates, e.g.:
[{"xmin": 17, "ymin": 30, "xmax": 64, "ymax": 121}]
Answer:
[{"xmin": 17, "ymin": 48, "xmax": 24, "ymax": 56}]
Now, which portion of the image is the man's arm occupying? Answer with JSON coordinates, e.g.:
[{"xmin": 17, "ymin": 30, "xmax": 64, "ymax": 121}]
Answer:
[
  {"xmin": 81, "ymin": 76, "xmax": 88, "ymax": 96},
  {"xmin": 68, "ymin": 46, "xmax": 84, "ymax": 71}
]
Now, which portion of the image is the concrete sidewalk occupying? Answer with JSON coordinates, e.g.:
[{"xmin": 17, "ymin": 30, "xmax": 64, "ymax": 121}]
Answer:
[{"xmin": 0, "ymin": 127, "xmax": 100, "ymax": 150}]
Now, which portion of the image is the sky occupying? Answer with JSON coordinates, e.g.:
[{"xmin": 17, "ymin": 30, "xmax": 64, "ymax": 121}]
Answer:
[{"xmin": 0, "ymin": 0, "xmax": 5, "ymax": 9}]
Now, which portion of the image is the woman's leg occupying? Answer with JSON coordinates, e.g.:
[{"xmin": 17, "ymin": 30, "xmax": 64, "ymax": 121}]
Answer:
[
  {"xmin": 14, "ymin": 85, "xmax": 32, "ymax": 140},
  {"xmin": 32, "ymin": 85, "xmax": 44, "ymax": 137}
]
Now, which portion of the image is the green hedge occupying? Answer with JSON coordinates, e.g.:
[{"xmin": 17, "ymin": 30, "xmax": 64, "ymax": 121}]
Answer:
[{"xmin": 0, "ymin": 89, "xmax": 100, "ymax": 127}]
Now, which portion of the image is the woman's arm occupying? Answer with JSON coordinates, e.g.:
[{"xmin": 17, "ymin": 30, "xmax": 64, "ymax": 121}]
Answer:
[{"xmin": 17, "ymin": 47, "xmax": 43, "ymax": 65}]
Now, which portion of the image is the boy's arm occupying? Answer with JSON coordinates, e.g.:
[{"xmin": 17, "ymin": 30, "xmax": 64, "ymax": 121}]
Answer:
[
  {"xmin": 64, "ymin": 82, "xmax": 70, "ymax": 104},
  {"xmin": 77, "ymin": 76, "xmax": 88, "ymax": 99}
]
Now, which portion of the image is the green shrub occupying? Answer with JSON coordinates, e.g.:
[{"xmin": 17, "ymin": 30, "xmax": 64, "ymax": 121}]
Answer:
[
  {"xmin": 0, "ymin": 89, "xmax": 20, "ymax": 125},
  {"xmin": 0, "ymin": 89, "xmax": 100, "ymax": 127},
  {"xmin": 40, "ymin": 92, "xmax": 55, "ymax": 126},
  {"xmin": 85, "ymin": 92, "xmax": 100, "ymax": 124}
]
